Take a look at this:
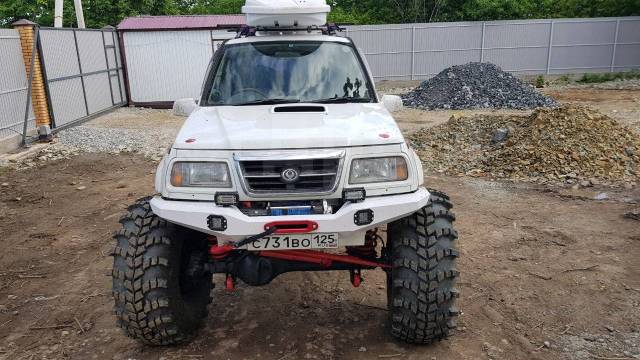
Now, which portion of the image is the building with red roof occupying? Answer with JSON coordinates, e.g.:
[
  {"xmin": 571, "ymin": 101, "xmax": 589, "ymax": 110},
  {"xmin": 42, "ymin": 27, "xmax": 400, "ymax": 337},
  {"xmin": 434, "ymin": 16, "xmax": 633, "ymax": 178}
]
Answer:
[{"xmin": 117, "ymin": 15, "xmax": 245, "ymax": 107}]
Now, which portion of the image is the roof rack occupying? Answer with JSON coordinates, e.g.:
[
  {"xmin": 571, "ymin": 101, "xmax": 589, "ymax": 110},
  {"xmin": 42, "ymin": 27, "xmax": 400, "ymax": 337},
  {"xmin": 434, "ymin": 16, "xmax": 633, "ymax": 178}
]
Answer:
[{"xmin": 235, "ymin": 23, "xmax": 344, "ymax": 38}]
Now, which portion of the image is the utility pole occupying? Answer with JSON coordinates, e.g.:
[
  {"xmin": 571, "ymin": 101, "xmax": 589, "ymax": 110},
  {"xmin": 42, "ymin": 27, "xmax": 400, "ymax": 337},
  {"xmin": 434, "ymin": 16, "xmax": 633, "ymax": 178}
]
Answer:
[
  {"xmin": 74, "ymin": 0, "xmax": 86, "ymax": 28},
  {"xmin": 54, "ymin": 0, "xmax": 63, "ymax": 27}
]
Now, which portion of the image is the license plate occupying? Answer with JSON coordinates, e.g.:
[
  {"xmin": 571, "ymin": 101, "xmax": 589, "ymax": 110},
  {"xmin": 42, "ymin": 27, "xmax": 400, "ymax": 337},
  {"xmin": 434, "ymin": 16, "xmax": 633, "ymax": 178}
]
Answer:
[{"xmin": 247, "ymin": 233, "xmax": 339, "ymax": 251}]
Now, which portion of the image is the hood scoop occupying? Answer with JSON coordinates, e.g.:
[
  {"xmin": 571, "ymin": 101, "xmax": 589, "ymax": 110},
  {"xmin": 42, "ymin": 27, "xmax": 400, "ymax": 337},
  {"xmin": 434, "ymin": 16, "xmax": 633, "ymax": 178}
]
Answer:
[{"xmin": 273, "ymin": 105, "xmax": 327, "ymax": 113}]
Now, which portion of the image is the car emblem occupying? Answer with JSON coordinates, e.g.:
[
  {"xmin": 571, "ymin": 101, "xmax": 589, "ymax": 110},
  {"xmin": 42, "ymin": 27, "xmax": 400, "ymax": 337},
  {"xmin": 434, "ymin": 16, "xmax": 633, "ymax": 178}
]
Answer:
[{"xmin": 280, "ymin": 168, "xmax": 300, "ymax": 183}]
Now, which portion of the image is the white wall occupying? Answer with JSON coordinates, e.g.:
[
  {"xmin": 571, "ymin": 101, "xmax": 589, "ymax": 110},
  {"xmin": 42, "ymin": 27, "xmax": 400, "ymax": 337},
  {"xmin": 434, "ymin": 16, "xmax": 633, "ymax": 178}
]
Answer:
[{"xmin": 123, "ymin": 30, "xmax": 235, "ymax": 103}]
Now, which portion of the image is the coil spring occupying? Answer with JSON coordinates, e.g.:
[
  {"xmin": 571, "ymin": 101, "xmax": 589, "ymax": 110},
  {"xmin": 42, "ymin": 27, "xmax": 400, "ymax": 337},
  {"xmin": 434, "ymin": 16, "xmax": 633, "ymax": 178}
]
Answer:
[{"xmin": 347, "ymin": 228, "xmax": 382, "ymax": 260}]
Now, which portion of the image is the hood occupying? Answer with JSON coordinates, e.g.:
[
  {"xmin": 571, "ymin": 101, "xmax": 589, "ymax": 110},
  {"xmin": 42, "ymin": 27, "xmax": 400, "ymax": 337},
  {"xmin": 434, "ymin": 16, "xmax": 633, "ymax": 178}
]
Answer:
[{"xmin": 173, "ymin": 103, "xmax": 404, "ymax": 150}]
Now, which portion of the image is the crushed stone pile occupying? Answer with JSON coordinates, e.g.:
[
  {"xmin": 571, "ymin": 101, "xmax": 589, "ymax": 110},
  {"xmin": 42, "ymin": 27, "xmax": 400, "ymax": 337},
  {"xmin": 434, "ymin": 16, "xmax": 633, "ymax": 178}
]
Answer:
[
  {"xmin": 402, "ymin": 62, "xmax": 558, "ymax": 110},
  {"xmin": 408, "ymin": 105, "xmax": 639, "ymax": 186},
  {"xmin": 1, "ymin": 126, "xmax": 175, "ymax": 170},
  {"xmin": 55, "ymin": 126, "xmax": 174, "ymax": 159}
]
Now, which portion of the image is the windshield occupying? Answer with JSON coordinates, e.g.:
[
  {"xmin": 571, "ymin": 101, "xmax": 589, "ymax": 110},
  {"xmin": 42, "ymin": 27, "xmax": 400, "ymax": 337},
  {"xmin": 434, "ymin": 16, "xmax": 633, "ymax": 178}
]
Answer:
[{"xmin": 203, "ymin": 41, "xmax": 375, "ymax": 106}]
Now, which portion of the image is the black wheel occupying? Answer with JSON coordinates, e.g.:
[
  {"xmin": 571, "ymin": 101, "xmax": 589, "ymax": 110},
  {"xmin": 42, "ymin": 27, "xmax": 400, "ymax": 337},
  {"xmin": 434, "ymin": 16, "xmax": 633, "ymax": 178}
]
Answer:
[
  {"xmin": 111, "ymin": 198, "xmax": 212, "ymax": 345},
  {"xmin": 386, "ymin": 189, "xmax": 460, "ymax": 344}
]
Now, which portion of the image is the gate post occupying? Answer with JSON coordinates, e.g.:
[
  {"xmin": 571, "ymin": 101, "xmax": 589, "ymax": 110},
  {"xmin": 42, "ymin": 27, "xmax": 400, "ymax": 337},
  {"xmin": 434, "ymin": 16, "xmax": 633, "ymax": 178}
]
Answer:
[{"xmin": 12, "ymin": 20, "xmax": 51, "ymax": 131}]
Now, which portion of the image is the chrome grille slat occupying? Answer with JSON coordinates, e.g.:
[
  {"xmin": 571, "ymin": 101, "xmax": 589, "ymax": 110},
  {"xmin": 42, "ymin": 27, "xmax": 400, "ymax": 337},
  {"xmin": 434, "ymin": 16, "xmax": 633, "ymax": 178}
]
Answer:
[{"xmin": 239, "ymin": 158, "xmax": 341, "ymax": 195}]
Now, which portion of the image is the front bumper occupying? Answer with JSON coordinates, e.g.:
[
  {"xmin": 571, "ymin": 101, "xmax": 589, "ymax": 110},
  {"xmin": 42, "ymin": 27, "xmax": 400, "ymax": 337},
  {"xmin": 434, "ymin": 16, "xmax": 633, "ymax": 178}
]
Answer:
[{"xmin": 150, "ymin": 187, "xmax": 430, "ymax": 246}]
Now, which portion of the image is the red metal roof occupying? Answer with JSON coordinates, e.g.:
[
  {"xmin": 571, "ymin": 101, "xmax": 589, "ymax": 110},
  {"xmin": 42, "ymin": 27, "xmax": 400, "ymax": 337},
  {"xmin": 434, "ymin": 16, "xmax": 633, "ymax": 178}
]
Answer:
[{"xmin": 118, "ymin": 15, "xmax": 245, "ymax": 30}]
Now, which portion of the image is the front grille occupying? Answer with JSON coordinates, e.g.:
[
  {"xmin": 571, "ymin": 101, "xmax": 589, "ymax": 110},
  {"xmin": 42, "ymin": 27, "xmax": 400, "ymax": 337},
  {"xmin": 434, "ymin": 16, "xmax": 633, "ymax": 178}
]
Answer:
[{"xmin": 239, "ymin": 158, "xmax": 341, "ymax": 194}]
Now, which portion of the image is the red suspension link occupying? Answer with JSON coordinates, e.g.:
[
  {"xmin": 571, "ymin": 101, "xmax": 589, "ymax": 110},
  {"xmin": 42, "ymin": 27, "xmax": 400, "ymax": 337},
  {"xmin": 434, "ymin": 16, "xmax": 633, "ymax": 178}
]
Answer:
[{"xmin": 258, "ymin": 249, "xmax": 391, "ymax": 269}]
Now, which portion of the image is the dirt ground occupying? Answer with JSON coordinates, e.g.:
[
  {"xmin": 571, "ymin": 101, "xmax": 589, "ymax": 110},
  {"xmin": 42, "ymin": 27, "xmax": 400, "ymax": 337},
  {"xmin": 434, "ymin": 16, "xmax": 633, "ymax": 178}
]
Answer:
[{"xmin": 0, "ymin": 85, "xmax": 639, "ymax": 360}]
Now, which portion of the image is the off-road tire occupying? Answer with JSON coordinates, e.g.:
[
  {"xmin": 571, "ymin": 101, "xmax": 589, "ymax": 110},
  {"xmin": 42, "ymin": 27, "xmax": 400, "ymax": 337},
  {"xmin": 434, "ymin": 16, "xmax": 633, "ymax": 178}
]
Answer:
[
  {"xmin": 386, "ymin": 189, "xmax": 460, "ymax": 344},
  {"xmin": 111, "ymin": 197, "xmax": 212, "ymax": 345}
]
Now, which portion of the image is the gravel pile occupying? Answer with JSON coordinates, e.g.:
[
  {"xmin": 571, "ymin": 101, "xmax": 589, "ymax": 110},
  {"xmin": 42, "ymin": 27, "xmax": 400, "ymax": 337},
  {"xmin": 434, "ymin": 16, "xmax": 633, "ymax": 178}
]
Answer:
[
  {"xmin": 408, "ymin": 105, "xmax": 640, "ymax": 186},
  {"xmin": 2, "ymin": 125, "xmax": 177, "ymax": 170},
  {"xmin": 402, "ymin": 62, "xmax": 558, "ymax": 110},
  {"xmin": 56, "ymin": 126, "xmax": 175, "ymax": 159}
]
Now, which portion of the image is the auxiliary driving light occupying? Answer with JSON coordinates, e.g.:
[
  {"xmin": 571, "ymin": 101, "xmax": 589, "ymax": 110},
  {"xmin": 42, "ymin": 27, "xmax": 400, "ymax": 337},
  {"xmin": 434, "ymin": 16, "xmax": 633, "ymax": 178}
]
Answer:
[
  {"xmin": 354, "ymin": 209, "xmax": 374, "ymax": 226},
  {"xmin": 343, "ymin": 188, "xmax": 366, "ymax": 203},
  {"xmin": 215, "ymin": 192, "xmax": 239, "ymax": 206},
  {"xmin": 207, "ymin": 215, "xmax": 228, "ymax": 231}
]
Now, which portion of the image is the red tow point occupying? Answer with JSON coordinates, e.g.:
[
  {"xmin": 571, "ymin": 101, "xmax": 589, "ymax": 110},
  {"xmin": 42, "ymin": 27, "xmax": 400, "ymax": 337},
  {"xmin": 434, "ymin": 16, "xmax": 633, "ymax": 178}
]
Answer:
[{"xmin": 225, "ymin": 275, "xmax": 235, "ymax": 292}]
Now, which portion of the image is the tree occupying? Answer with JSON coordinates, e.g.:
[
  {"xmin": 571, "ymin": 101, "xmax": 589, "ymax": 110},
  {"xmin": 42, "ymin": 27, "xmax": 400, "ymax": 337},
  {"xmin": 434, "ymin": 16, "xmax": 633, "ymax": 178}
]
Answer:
[{"xmin": 1, "ymin": 0, "xmax": 638, "ymax": 28}]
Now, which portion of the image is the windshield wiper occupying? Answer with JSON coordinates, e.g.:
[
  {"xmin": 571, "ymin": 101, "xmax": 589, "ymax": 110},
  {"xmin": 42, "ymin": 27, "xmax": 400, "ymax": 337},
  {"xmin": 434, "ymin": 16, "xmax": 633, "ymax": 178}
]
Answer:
[
  {"xmin": 232, "ymin": 98, "xmax": 301, "ymax": 106},
  {"xmin": 310, "ymin": 97, "xmax": 373, "ymax": 104}
]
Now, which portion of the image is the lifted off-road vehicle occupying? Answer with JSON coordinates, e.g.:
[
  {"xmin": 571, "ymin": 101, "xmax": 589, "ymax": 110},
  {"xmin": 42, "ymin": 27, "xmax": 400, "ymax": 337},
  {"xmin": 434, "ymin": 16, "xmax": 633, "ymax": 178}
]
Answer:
[{"xmin": 112, "ymin": 0, "xmax": 459, "ymax": 346}]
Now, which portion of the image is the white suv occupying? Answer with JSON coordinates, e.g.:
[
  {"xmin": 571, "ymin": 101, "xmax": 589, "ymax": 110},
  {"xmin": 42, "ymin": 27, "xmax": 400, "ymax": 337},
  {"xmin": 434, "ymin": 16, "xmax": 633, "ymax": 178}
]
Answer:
[{"xmin": 112, "ymin": 25, "xmax": 459, "ymax": 346}]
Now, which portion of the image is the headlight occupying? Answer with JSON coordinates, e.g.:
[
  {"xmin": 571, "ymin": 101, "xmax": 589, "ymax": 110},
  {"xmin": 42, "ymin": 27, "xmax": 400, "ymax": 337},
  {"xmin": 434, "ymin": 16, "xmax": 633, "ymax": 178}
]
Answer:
[
  {"xmin": 170, "ymin": 162, "xmax": 231, "ymax": 188},
  {"xmin": 349, "ymin": 157, "xmax": 408, "ymax": 184}
]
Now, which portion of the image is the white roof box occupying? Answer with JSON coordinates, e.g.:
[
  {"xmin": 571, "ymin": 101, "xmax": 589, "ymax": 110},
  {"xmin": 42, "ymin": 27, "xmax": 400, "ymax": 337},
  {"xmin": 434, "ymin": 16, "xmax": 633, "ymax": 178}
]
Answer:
[{"xmin": 242, "ymin": 0, "xmax": 331, "ymax": 28}]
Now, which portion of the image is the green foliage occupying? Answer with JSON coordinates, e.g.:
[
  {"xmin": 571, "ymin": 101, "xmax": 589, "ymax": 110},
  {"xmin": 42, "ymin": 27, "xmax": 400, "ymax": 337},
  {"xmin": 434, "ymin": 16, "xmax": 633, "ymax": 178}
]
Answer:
[
  {"xmin": 535, "ymin": 75, "xmax": 545, "ymax": 88},
  {"xmin": 577, "ymin": 70, "xmax": 640, "ymax": 83},
  {"xmin": 1, "ymin": 0, "xmax": 638, "ymax": 28}
]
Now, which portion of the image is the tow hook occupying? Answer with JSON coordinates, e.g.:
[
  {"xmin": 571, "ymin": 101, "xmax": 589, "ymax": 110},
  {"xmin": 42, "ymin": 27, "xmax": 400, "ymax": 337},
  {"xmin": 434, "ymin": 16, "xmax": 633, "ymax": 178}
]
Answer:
[
  {"xmin": 225, "ymin": 274, "xmax": 235, "ymax": 292},
  {"xmin": 350, "ymin": 269, "xmax": 363, "ymax": 287}
]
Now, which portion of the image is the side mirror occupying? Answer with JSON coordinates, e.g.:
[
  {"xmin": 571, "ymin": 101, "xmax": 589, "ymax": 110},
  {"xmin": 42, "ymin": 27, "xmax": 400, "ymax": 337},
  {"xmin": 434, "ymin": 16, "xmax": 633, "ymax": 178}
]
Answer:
[
  {"xmin": 381, "ymin": 95, "xmax": 403, "ymax": 113},
  {"xmin": 173, "ymin": 98, "xmax": 199, "ymax": 117}
]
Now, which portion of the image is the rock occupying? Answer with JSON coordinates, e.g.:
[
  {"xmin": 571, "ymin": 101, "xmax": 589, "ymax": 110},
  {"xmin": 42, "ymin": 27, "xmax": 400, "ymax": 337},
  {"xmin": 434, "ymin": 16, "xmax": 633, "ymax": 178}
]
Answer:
[
  {"xmin": 580, "ymin": 180, "xmax": 592, "ymax": 187},
  {"xmin": 543, "ymin": 341, "xmax": 551, "ymax": 348},
  {"xmin": 594, "ymin": 193, "xmax": 609, "ymax": 200},
  {"xmin": 1, "ymin": 183, "xmax": 8, "ymax": 187},
  {"xmin": 625, "ymin": 211, "xmax": 640, "ymax": 221},
  {"xmin": 625, "ymin": 147, "xmax": 635, "ymax": 156},
  {"xmin": 358, "ymin": 346, "xmax": 367, "ymax": 352},
  {"xmin": 61, "ymin": 330, "xmax": 69, "ymax": 336},
  {"xmin": 76, "ymin": 186, "xmax": 87, "ymax": 191},
  {"xmin": 508, "ymin": 254, "xmax": 527, "ymax": 261},
  {"xmin": 492, "ymin": 128, "xmax": 510, "ymax": 144},
  {"xmin": 482, "ymin": 305, "xmax": 504, "ymax": 324},
  {"xmin": 7, "ymin": 295, "xmax": 17, "ymax": 300},
  {"xmin": 604, "ymin": 325, "xmax": 615, "ymax": 332}
]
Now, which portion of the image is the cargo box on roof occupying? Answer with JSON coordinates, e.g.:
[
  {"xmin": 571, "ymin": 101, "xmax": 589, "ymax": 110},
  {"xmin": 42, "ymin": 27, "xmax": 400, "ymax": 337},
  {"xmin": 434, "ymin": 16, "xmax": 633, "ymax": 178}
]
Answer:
[{"xmin": 242, "ymin": 0, "xmax": 331, "ymax": 27}]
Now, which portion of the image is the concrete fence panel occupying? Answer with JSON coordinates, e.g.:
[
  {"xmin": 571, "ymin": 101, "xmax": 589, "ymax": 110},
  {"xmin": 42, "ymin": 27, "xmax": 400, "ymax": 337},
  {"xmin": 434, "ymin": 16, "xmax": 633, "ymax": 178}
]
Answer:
[{"xmin": 344, "ymin": 16, "xmax": 640, "ymax": 81}]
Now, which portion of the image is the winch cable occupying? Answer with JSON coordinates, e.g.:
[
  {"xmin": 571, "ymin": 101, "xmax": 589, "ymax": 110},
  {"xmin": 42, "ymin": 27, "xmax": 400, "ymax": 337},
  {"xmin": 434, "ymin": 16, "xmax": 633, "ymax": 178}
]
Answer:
[{"xmin": 233, "ymin": 226, "xmax": 277, "ymax": 249}]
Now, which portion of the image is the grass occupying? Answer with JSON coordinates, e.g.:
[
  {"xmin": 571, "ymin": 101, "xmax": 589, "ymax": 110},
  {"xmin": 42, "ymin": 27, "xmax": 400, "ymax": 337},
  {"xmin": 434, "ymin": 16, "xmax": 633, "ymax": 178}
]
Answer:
[{"xmin": 577, "ymin": 70, "xmax": 640, "ymax": 84}]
